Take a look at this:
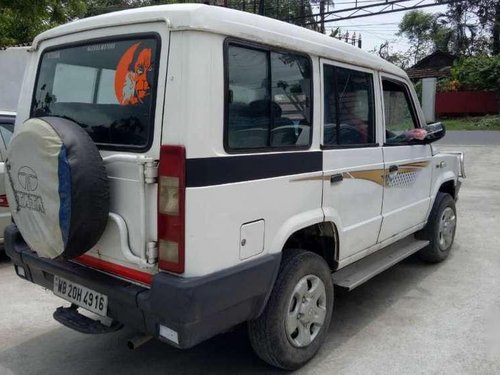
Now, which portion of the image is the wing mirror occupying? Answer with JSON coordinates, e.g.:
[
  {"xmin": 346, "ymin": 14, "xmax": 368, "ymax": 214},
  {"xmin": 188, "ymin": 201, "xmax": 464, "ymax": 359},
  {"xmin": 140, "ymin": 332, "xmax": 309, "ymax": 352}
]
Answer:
[{"xmin": 423, "ymin": 122, "xmax": 446, "ymax": 143}]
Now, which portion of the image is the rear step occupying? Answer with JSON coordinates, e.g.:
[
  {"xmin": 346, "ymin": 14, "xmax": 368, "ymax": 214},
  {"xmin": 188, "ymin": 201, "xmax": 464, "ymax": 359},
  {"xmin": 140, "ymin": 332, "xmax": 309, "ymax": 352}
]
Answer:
[
  {"xmin": 332, "ymin": 236, "xmax": 429, "ymax": 290},
  {"xmin": 53, "ymin": 304, "xmax": 123, "ymax": 334}
]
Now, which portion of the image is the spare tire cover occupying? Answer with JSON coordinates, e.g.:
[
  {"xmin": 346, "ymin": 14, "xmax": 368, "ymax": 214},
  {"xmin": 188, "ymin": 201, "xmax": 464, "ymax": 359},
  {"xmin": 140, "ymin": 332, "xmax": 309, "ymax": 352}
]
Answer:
[{"xmin": 5, "ymin": 117, "xmax": 110, "ymax": 259}]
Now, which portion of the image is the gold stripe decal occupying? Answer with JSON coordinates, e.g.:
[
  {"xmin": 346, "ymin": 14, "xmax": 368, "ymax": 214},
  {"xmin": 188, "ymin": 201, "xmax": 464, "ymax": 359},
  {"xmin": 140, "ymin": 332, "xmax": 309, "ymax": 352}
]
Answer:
[
  {"xmin": 290, "ymin": 160, "xmax": 429, "ymax": 186},
  {"xmin": 342, "ymin": 170, "xmax": 385, "ymax": 186}
]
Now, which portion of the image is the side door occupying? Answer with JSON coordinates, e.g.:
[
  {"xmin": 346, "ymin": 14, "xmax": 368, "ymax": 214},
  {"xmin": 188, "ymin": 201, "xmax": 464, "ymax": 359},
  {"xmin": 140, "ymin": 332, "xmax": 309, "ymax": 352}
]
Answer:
[
  {"xmin": 321, "ymin": 61, "xmax": 384, "ymax": 261},
  {"xmin": 378, "ymin": 76, "xmax": 432, "ymax": 242}
]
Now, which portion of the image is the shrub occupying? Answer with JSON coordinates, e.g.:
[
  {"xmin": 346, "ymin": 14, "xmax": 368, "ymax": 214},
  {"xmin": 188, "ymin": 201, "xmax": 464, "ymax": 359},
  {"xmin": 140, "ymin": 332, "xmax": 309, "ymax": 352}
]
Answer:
[{"xmin": 449, "ymin": 55, "xmax": 500, "ymax": 91}]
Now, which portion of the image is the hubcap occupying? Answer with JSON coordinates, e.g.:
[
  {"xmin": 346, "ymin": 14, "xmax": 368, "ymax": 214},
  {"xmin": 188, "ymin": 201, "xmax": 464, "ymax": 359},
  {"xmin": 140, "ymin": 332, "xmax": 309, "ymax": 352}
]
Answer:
[
  {"xmin": 438, "ymin": 207, "xmax": 456, "ymax": 250},
  {"xmin": 285, "ymin": 274, "xmax": 327, "ymax": 348}
]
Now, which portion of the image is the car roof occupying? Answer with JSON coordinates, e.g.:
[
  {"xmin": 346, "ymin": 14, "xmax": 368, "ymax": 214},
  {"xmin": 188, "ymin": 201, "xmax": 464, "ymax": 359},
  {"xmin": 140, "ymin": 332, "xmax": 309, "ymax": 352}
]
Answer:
[{"xmin": 33, "ymin": 4, "xmax": 406, "ymax": 78}]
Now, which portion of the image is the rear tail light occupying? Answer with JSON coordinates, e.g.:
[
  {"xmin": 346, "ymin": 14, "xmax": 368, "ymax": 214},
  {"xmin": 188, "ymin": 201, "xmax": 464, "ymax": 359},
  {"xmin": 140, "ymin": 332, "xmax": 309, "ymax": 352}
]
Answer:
[
  {"xmin": 158, "ymin": 145, "xmax": 185, "ymax": 273},
  {"xmin": 0, "ymin": 194, "xmax": 8, "ymax": 207}
]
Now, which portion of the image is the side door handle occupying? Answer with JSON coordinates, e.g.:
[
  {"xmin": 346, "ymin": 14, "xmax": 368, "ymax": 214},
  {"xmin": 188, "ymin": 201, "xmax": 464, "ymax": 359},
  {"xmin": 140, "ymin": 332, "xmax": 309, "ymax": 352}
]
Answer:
[
  {"xmin": 388, "ymin": 165, "xmax": 399, "ymax": 173},
  {"xmin": 330, "ymin": 173, "xmax": 344, "ymax": 184}
]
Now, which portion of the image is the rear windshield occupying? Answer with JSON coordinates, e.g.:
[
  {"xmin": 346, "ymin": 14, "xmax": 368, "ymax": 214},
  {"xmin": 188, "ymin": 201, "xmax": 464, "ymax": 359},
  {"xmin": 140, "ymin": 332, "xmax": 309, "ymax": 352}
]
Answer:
[{"xmin": 32, "ymin": 36, "xmax": 159, "ymax": 150}]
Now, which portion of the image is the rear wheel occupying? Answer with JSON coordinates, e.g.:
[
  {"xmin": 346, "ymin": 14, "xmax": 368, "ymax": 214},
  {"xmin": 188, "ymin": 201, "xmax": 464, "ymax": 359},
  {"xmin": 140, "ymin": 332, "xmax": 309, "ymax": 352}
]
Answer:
[
  {"xmin": 248, "ymin": 249, "xmax": 333, "ymax": 370},
  {"xmin": 417, "ymin": 192, "xmax": 457, "ymax": 263}
]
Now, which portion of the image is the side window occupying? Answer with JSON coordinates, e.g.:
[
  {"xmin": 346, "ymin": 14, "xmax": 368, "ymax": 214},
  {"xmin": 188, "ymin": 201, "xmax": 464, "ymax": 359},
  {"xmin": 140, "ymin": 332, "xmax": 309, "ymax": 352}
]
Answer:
[
  {"xmin": 382, "ymin": 79, "xmax": 419, "ymax": 145},
  {"xmin": 226, "ymin": 44, "xmax": 312, "ymax": 151},
  {"xmin": 323, "ymin": 65, "xmax": 375, "ymax": 146},
  {"xmin": 52, "ymin": 64, "xmax": 119, "ymax": 105},
  {"xmin": 0, "ymin": 122, "xmax": 14, "ymax": 147}
]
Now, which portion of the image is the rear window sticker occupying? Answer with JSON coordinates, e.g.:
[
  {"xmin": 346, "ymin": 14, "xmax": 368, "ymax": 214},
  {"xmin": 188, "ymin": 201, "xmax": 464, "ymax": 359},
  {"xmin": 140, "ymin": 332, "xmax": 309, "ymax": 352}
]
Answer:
[{"xmin": 114, "ymin": 42, "xmax": 153, "ymax": 105}]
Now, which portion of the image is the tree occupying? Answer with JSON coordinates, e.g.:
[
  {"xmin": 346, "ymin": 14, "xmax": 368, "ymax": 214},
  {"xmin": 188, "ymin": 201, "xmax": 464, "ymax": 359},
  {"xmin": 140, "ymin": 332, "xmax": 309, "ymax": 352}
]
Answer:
[
  {"xmin": 438, "ymin": 0, "xmax": 500, "ymax": 55},
  {"xmin": 397, "ymin": 10, "xmax": 436, "ymax": 64},
  {"xmin": 0, "ymin": 0, "xmax": 319, "ymax": 46},
  {"xmin": 370, "ymin": 41, "xmax": 412, "ymax": 69},
  {"xmin": 0, "ymin": 0, "xmax": 89, "ymax": 45}
]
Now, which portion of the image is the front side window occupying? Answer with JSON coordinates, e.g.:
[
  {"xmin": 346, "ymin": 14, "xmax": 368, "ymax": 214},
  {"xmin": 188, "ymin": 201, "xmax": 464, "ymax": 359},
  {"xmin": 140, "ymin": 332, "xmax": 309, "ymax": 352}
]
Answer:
[
  {"xmin": 323, "ymin": 65, "xmax": 375, "ymax": 146},
  {"xmin": 383, "ymin": 79, "xmax": 419, "ymax": 145},
  {"xmin": 32, "ymin": 36, "xmax": 159, "ymax": 149},
  {"xmin": 226, "ymin": 44, "xmax": 312, "ymax": 150}
]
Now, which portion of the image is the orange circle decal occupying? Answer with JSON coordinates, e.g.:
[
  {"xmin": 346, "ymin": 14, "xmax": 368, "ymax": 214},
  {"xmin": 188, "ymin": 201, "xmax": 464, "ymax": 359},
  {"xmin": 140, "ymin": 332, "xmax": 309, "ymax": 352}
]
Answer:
[{"xmin": 114, "ymin": 42, "xmax": 153, "ymax": 105}]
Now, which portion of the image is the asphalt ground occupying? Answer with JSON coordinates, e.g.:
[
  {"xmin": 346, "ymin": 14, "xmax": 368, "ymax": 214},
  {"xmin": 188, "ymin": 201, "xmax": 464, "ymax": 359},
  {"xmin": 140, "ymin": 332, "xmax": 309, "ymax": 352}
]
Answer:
[
  {"xmin": 1, "ymin": 142, "xmax": 499, "ymax": 374},
  {"xmin": 438, "ymin": 131, "xmax": 500, "ymax": 145}
]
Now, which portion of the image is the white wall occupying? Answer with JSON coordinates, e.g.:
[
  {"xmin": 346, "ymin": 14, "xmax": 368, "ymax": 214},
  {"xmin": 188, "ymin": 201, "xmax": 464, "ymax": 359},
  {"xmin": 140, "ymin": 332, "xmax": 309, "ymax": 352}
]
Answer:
[
  {"xmin": 0, "ymin": 47, "xmax": 29, "ymax": 112},
  {"xmin": 421, "ymin": 77, "xmax": 437, "ymax": 123}
]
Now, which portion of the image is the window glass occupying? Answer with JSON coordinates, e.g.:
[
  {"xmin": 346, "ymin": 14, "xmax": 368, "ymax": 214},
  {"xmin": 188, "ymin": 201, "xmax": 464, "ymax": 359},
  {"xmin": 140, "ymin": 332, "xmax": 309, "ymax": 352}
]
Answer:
[
  {"xmin": 0, "ymin": 123, "xmax": 14, "ymax": 146},
  {"xmin": 383, "ymin": 80, "xmax": 418, "ymax": 144},
  {"xmin": 227, "ymin": 44, "xmax": 312, "ymax": 150},
  {"xmin": 270, "ymin": 52, "xmax": 312, "ymax": 147},
  {"xmin": 227, "ymin": 46, "xmax": 269, "ymax": 149},
  {"xmin": 32, "ymin": 37, "xmax": 158, "ymax": 149},
  {"xmin": 323, "ymin": 65, "xmax": 374, "ymax": 146}
]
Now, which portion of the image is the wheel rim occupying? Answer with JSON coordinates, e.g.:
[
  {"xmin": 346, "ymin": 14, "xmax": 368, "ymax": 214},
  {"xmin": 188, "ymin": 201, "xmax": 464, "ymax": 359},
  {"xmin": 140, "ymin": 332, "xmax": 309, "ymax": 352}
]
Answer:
[
  {"xmin": 285, "ymin": 274, "xmax": 327, "ymax": 348},
  {"xmin": 438, "ymin": 207, "xmax": 456, "ymax": 250}
]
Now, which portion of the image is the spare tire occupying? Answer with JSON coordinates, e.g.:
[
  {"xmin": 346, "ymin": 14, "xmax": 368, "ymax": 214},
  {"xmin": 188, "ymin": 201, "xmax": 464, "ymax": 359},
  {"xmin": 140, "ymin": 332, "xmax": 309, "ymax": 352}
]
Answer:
[{"xmin": 5, "ymin": 117, "xmax": 110, "ymax": 259}]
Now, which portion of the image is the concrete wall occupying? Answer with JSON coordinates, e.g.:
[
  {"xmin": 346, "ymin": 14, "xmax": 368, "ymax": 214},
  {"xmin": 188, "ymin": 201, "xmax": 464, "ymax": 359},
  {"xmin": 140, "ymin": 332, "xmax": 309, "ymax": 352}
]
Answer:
[{"xmin": 0, "ymin": 47, "xmax": 29, "ymax": 112}]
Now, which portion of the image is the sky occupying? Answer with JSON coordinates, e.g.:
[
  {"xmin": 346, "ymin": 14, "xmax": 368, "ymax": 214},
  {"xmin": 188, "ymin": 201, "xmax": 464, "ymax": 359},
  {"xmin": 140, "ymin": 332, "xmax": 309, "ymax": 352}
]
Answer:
[{"xmin": 311, "ymin": 0, "xmax": 449, "ymax": 53}]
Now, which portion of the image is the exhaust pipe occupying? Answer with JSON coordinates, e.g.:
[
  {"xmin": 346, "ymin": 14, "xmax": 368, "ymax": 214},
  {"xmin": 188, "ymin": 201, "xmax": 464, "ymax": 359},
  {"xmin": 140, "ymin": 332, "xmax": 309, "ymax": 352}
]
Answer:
[{"xmin": 127, "ymin": 335, "xmax": 153, "ymax": 350}]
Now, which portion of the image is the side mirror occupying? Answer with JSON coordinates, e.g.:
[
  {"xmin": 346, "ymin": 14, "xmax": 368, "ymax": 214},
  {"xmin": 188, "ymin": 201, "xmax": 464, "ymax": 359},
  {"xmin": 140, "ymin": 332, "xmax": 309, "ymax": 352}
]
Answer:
[{"xmin": 423, "ymin": 122, "xmax": 446, "ymax": 143}]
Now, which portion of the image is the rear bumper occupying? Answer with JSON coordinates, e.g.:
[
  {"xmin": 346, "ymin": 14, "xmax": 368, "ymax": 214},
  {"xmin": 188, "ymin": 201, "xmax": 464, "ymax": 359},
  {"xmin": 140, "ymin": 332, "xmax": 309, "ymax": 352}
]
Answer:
[{"xmin": 5, "ymin": 224, "xmax": 281, "ymax": 348}]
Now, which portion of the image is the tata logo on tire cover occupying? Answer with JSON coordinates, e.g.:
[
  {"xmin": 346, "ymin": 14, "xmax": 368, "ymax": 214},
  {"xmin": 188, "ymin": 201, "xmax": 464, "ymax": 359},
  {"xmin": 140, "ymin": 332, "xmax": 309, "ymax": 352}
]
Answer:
[
  {"xmin": 15, "ymin": 166, "xmax": 45, "ymax": 214},
  {"xmin": 18, "ymin": 166, "xmax": 38, "ymax": 191}
]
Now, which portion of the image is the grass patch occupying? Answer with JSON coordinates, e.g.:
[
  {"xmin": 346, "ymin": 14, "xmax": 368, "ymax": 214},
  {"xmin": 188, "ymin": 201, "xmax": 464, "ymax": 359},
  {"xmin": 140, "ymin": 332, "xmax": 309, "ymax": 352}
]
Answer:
[{"xmin": 440, "ymin": 115, "xmax": 500, "ymax": 130}]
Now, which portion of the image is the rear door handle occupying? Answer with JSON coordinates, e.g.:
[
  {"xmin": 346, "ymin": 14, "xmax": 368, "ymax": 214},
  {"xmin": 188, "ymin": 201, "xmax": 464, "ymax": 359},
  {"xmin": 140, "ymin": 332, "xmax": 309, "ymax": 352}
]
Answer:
[
  {"xmin": 388, "ymin": 165, "xmax": 399, "ymax": 173},
  {"xmin": 330, "ymin": 173, "xmax": 344, "ymax": 184}
]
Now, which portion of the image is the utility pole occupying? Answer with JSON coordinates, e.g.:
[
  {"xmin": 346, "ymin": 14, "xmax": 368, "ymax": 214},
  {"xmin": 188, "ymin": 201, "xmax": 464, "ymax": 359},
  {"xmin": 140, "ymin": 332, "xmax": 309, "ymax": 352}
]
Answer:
[
  {"xmin": 300, "ymin": 0, "xmax": 305, "ymax": 26},
  {"xmin": 319, "ymin": 0, "xmax": 325, "ymax": 34}
]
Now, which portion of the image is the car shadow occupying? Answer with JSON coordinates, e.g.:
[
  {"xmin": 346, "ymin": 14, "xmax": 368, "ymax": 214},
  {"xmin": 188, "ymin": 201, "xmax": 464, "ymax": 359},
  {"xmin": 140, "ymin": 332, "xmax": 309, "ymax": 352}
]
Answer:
[{"xmin": 0, "ymin": 254, "xmax": 448, "ymax": 375}]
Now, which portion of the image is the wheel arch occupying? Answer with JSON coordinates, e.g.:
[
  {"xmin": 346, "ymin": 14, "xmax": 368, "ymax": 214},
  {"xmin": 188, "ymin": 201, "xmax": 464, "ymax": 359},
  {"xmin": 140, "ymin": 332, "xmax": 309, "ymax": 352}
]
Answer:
[{"xmin": 281, "ymin": 221, "xmax": 339, "ymax": 271}]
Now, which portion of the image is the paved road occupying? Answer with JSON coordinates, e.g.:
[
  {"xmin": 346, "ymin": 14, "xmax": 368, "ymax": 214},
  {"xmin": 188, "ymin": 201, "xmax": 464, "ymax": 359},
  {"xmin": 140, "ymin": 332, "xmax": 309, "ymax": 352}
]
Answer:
[
  {"xmin": 1, "ymin": 145, "xmax": 499, "ymax": 375},
  {"xmin": 439, "ymin": 130, "xmax": 500, "ymax": 145}
]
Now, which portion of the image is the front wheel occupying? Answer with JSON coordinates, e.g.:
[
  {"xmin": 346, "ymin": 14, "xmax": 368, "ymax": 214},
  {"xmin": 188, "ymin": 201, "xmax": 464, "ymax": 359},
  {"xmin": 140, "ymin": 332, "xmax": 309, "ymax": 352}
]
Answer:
[
  {"xmin": 417, "ymin": 192, "xmax": 457, "ymax": 263},
  {"xmin": 248, "ymin": 249, "xmax": 334, "ymax": 370}
]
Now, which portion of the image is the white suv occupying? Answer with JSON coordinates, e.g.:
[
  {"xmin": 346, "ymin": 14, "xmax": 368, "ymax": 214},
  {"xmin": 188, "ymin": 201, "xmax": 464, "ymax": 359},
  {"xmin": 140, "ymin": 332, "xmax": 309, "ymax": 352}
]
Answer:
[{"xmin": 5, "ymin": 5, "xmax": 464, "ymax": 370}]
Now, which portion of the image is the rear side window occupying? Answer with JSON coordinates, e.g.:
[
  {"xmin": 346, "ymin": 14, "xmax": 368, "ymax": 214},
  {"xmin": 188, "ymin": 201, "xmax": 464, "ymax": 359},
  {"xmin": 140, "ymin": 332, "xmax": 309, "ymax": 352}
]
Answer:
[
  {"xmin": 32, "ymin": 36, "xmax": 159, "ymax": 150},
  {"xmin": 0, "ymin": 117, "xmax": 14, "ymax": 147},
  {"xmin": 226, "ymin": 43, "xmax": 312, "ymax": 151},
  {"xmin": 323, "ymin": 65, "xmax": 375, "ymax": 146},
  {"xmin": 0, "ymin": 122, "xmax": 14, "ymax": 146}
]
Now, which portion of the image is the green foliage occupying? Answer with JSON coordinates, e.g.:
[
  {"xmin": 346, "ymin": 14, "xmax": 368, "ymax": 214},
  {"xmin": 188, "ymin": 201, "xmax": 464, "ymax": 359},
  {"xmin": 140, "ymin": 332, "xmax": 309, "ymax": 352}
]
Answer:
[
  {"xmin": 438, "ymin": 0, "xmax": 499, "ymax": 55},
  {"xmin": 447, "ymin": 55, "xmax": 500, "ymax": 91},
  {"xmin": 0, "ymin": 0, "xmax": 87, "ymax": 45},
  {"xmin": 0, "ymin": 0, "xmax": 317, "ymax": 46},
  {"xmin": 397, "ymin": 10, "xmax": 435, "ymax": 63},
  {"xmin": 442, "ymin": 115, "xmax": 500, "ymax": 130},
  {"xmin": 369, "ymin": 41, "xmax": 412, "ymax": 70}
]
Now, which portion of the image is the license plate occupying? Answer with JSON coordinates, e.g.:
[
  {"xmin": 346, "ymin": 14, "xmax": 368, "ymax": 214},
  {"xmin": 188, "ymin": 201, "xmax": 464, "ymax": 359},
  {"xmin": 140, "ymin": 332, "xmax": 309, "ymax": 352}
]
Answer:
[{"xmin": 53, "ymin": 275, "xmax": 108, "ymax": 316}]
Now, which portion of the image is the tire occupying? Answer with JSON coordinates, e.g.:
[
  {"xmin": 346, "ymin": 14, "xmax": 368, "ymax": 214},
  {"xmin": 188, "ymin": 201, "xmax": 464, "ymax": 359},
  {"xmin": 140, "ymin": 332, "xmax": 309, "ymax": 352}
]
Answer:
[
  {"xmin": 417, "ymin": 192, "xmax": 457, "ymax": 263},
  {"xmin": 248, "ymin": 249, "xmax": 334, "ymax": 370},
  {"xmin": 5, "ymin": 117, "xmax": 109, "ymax": 259}
]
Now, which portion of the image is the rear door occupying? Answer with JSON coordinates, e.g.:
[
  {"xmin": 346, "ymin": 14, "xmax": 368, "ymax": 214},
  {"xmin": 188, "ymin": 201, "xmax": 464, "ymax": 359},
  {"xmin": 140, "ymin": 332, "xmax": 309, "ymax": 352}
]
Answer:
[
  {"xmin": 30, "ymin": 23, "xmax": 169, "ymax": 282},
  {"xmin": 0, "ymin": 115, "xmax": 15, "ymax": 240},
  {"xmin": 379, "ymin": 76, "xmax": 432, "ymax": 241},
  {"xmin": 321, "ymin": 60, "xmax": 384, "ymax": 260}
]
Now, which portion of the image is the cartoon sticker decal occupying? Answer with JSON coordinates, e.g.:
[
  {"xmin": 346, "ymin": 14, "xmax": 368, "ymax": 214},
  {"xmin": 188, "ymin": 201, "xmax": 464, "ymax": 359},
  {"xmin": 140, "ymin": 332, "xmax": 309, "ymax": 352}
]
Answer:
[{"xmin": 114, "ymin": 42, "xmax": 153, "ymax": 105}]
